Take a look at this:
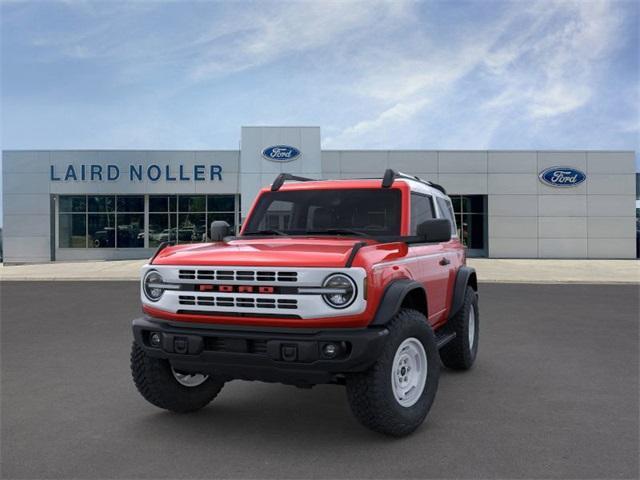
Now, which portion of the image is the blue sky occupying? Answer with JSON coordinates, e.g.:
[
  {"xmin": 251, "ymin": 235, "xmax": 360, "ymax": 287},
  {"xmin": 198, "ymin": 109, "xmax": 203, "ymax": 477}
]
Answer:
[{"xmin": 1, "ymin": 0, "xmax": 638, "ymax": 223}]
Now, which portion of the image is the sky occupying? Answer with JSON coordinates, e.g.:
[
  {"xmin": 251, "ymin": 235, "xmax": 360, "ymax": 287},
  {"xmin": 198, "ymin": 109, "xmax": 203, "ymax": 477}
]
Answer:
[{"xmin": 0, "ymin": 0, "xmax": 639, "ymax": 223}]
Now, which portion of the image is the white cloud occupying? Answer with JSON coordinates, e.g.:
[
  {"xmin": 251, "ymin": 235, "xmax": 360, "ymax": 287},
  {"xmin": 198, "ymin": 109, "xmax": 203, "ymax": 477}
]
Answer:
[
  {"xmin": 537, "ymin": 3, "xmax": 622, "ymax": 116},
  {"xmin": 528, "ymin": 84, "xmax": 592, "ymax": 118},
  {"xmin": 324, "ymin": 39, "xmax": 498, "ymax": 146},
  {"xmin": 190, "ymin": 1, "xmax": 410, "ymax": 79},
  {"xmin": 22, "ymin": 0, "xmax": 412, "ymax": 81},
  {"xmin": 328, "ymin": 98, "xmax": 429, "ymax": 144},
  {"xmin": 325, "ymin": 0, "xmax": 628, "ymax": 147}
]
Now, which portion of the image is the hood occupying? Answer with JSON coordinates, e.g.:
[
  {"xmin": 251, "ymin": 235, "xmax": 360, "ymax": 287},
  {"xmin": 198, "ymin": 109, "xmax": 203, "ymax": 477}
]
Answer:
[{"xmin": 151, "ymin": 237, "xmax": 374, "ymax": 268}]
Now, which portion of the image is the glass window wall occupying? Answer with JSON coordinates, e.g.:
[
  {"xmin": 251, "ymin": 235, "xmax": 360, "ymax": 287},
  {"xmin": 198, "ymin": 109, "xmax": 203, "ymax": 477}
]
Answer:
[
  {"xmin": 58, "ymin": 194, "xmax": 239, "ymax": 249},
  {"xmin": 148, "ymin": 195, "xmax": 176, "ymax": 247},
  {"xmin": 59, "ymin": 213, "xmax": 87, "ymax": 248},
  {"xmin": 448, "ymin": 195, "xmax": 487, "ymax": 256},
  {"xmin": 58, "ymin": 195, "xmax": 144, "ymax": 248}
]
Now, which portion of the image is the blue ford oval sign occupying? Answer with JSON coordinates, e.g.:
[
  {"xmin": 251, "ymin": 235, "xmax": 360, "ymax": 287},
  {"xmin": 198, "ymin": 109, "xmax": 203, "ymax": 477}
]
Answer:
[
  {"xmin": 261, "ymin": 145, "xmax": 301, "ymax": 162},
  {"xmin": 538, "ymin": 166, "xmax": 586, "ymax": 188}
]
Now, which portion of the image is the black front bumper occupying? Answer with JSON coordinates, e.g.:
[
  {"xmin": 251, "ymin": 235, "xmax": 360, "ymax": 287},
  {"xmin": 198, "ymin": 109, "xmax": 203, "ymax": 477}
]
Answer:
[{"xmin": 132, "ymin": 317, "xmax": 389, "ymax": 385}]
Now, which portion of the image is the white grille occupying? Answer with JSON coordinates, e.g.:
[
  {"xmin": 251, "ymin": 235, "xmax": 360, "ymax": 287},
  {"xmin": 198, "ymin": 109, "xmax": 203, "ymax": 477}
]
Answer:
[{"xmin": 142, "ymin": 265, "xmax": 367, "ymax": 319}]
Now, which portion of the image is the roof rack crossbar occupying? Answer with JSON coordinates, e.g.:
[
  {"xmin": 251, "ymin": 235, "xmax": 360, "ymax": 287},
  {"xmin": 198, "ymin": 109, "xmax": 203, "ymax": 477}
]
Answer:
[
  {"xmin": 271, "ymin": 173, "xmax": 316, "ymax": 191},
  {"xmin": 381, "ymin": 169, "xmax": 447, "ymax": 194}
]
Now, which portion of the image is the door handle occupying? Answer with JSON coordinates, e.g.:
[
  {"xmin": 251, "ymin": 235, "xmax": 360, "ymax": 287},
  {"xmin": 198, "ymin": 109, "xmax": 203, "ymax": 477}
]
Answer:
[{"xmin": 439, "ymin": 257, "xmax": 450, "ymax": 266}]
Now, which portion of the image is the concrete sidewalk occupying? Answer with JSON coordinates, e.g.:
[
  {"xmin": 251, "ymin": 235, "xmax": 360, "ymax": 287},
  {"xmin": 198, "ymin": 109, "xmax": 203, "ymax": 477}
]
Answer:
[
  {"xmin": 468, "ymin": 258, "xmax": 639, "ymax": 284},
  {"xmin": 0, "ymin": 258, "xmax": 638, "ymax": 284}
]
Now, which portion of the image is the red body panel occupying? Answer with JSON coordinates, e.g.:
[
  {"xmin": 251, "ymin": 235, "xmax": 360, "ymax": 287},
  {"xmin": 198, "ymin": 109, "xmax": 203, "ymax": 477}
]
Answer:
[
  {"xmin": 152, "ymin": 238, "xmax": 376, "ymax": 268},
  {"xmin": 149, "ymin": 179, "xmax": 465, "ymax": 329}
]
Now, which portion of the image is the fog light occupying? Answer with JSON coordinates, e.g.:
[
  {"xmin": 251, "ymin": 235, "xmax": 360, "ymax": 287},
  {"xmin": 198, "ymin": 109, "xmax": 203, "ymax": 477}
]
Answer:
[
  {"xmin": 323, "ymin": 343, "xmax": 338, "ymax": 358},
  {"xmin": 150, "ymin": 332, "xmax": 162, "ymax": 347}
]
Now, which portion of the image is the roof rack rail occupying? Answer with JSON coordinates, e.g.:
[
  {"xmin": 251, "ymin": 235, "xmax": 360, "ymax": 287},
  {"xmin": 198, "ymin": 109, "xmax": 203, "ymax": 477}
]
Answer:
[
  {"xmin": 271, "ymin": 173, "xmax": 316, "ymax": 191},
  {"xmin": 381, "ymin": 169, "xmax": 447, "ymax": 195}
]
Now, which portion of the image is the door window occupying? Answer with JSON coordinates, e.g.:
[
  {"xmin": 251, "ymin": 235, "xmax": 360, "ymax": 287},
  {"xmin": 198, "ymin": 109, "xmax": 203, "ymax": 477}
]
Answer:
[
  {"xmin": 410, "ymin": 193, "xmax": 435, "ymax": 234},
  {"xmin": 436, "ymin": 197, "xmax": 457, "ymax": 236}
]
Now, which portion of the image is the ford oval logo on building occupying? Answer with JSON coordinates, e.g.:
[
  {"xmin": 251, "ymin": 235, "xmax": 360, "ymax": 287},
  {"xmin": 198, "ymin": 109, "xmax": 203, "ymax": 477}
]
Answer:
[
  {"xmin": 261, "ymin": 145, "xmax": 301, "ymax": 162},
  {"xmin": 538, "ymin": 166, "xmax": 586, "ymax": 188}
]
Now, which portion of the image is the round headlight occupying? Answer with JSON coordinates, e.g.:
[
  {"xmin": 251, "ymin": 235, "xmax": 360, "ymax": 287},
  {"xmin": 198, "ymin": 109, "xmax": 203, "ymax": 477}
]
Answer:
[
  {"xmin": 322, "ymin": 274, "xmax": 356, "ymax": 309},
  {"xmin": 143, "ymin": 270, "xmax": 165, "ymax": 302}
]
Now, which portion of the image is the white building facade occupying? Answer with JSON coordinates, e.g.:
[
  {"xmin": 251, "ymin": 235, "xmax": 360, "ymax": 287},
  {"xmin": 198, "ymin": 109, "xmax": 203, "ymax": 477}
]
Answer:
[{"xmin": 2, "ymin": 126, "xmax": 637, "ymax": 263}]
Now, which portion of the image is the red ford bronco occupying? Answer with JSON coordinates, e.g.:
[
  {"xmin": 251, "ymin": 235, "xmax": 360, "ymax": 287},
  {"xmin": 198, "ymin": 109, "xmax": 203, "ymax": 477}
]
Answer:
[{"xmin": 131, "ymin": 170, "xmax": 479, "ymax": 436}]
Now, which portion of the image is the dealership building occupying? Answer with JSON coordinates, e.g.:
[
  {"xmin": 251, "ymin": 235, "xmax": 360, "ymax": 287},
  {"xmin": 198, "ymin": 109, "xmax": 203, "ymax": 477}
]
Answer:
[{"xmin": 1, "ymin": 126, "xmax": 637, "ymax": 263}]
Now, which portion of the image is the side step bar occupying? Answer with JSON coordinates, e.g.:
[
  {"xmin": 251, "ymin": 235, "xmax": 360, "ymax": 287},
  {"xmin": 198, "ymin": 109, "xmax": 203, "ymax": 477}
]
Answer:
[{"xmin": 435, "ymin": 331, "xmax": 456, "ymax": 349}]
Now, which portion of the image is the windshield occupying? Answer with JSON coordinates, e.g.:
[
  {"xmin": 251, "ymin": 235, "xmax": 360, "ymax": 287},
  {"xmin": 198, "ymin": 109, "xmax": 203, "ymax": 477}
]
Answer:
[{"xmin": 243, "ymin": 189, "xmax": 402, "ymax": 237}]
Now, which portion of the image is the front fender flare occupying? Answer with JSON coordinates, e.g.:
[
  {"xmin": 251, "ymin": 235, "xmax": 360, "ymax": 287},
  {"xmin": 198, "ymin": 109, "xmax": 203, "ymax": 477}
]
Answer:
[
  {"xmin": 370, "ymin": 279, "xmax": 427, "ymax": 326},
  {"xmin": 449, "ymin": 266, "xmax": 477, "ymax": 318}
]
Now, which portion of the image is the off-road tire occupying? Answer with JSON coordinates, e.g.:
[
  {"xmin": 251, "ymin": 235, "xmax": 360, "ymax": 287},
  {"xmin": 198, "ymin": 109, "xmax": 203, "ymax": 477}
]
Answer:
[
  {"xmin": 130, "ymin": 341, "xmax": 224, "ymax": 413},
  {"xmin": 345, "ymin": 309, "xmax": 440, "ymax": 437},
  {"xmin": 439, "ymin": 286, "xmax": 478, "ymax": 370}
]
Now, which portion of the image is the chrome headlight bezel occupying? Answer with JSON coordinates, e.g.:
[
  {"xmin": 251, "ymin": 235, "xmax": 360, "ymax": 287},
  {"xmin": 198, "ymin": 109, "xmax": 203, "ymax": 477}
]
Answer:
[
  {"xmin": 321, "ymin": 273, "xmax": 357, "ymax": 309},
  {"xmin": 143, "ymin": 269, "xmax": 165, "ymax": 302}
]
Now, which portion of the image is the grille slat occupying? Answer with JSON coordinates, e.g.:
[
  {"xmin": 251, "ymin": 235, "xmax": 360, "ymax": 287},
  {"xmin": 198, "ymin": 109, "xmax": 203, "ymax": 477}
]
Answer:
[
  {"xmin": 197, "ymin": 270, "xmax": 216, "ymax": 280},
  {"xmin": 178, "ymin": 269, "xmax": 297, "ymax": 283},
  {"xmin": 178, "ymin": 270, "xmax": 196, "ymax": 280},
  {"xmin": 256, "ymin": 298, "xmax": 276, "ymax": 309},
  {"xmin": 277, "ymin": 299, "xmax": 298, "ymax": 309},
  {"xmin": 216, "ymin": 297, "xmax": 234, "ymax": 307},
  {"xmin": 178, "ymin": 295, "xmax": 298, "ymax": 311},
  {"xmin": 197, "ymin": 296, "xmax": 216, "ymax": 306},
  {"xmin": 236, "ymin": 271, "xmax": 255, "ymax": 281},
  {"xmin": 178, "ymin": 295, "xmax": 196, "ymax": 305},
  {"xmin": 277, "ymin": 272, "xmax": 297, "ymax": 282},
  {"xmin": 257, "ymin": 271, "xmax": 276, "ymax": 281}
]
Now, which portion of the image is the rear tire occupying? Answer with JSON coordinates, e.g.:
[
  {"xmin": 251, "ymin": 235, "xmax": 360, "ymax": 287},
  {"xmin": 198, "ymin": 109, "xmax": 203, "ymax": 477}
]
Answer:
[
  {"xmin": 345, "ymin": 309, "xmax": 440, "ymax": 436},
  {"xmin": 439, "ymin": 286, "xmax": 479, "ymax": 370},
  {"xmin": 130, "ymin": 341, "xmax": 224, "ymax": 413}
]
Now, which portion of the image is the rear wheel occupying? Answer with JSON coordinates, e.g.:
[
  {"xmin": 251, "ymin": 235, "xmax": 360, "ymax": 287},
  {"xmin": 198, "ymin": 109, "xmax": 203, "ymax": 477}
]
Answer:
[
  {"xmin": 130, "ymin": 341, "xmax": 224, "ymax": 413},
  {"xmin": 439, "ymin": 286, "xmax": 479, "ymax": 370},
  {"xmin": 345, "ymin": 309, "xmax": 440, "ymax": 436}
]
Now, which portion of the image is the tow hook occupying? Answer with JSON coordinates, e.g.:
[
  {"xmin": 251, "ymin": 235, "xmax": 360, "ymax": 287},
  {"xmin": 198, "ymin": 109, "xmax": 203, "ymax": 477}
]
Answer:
[{"xmin": 281, "ymin": 344, "xmax": 298, "ymax": 361}]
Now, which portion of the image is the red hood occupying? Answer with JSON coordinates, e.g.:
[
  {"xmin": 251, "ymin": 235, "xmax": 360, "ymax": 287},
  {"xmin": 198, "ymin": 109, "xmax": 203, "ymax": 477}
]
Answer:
[{"xmin": 151, "ymin": 238, "xmax": 375, "ymax": 268}]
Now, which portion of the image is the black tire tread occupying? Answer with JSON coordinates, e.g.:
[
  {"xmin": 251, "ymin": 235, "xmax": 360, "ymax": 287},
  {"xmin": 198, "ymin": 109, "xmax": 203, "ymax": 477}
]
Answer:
[
  {"xmin": 346, "ymin": 309, "xmax": 439, "ymax": 436},
  {"xmin": 130, "ymin": 341, "xmax": 224, "ymax": 413},
  {"xmin": 439, "ymin": 286, "xmax": 478, "ymax": 370}
]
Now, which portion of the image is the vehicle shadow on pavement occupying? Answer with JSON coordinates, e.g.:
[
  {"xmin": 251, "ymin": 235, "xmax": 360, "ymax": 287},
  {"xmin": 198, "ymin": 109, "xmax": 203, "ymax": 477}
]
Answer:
[
  {"xmin": 127, "ymin": 369, "xmax": 466, "ymax": 445},
  {"xmin": 129, "ymin": 381, "xmax": 408, "ymax": 442}
]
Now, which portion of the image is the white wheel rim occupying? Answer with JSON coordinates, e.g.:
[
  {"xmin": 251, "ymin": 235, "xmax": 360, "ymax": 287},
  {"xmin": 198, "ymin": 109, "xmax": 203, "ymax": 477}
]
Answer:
[
  {"xmin": 391, "ymin": 338, "xmax": 428, "ymax": 408},
  {"xmin": 468, "ymin": 305, "xmax": 476, "ymax": 351},
  {"xmin": 171, "ymin": 367, "xmax": 208, "ymax": 387}
]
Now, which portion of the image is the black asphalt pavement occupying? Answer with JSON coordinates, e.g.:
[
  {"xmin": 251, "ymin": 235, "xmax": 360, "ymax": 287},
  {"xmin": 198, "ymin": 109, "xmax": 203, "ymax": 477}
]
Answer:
[{"xmin": 1, "ymin": 282, "xmax": 638, "ymax": 479}]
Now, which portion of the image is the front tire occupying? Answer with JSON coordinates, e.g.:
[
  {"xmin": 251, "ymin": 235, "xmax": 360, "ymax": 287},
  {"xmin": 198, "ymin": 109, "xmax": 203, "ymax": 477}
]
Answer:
[
  {"xmin": 130, "ymin": 341, "xmax": 225, "ymax": 413},
  {"xmin": 345, "ymin": 309, "xmax": 440, "ymax": 436}
]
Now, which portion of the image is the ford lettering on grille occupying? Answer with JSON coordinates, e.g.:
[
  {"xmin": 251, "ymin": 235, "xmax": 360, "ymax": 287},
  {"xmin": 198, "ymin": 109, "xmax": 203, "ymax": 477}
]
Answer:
[{"xmin": 198, "ymin": 284, "xmax": 275, "ymax": 293}]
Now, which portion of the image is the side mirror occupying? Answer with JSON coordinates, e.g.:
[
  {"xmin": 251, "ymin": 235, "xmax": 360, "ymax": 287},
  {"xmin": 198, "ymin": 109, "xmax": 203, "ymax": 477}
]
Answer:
[
  {"xmin": 210, "ymin": 221, "xmax": 231, "ymax": 242},
  {"xmin": 417, "ymin": 219, "xmax": 451, "ymax": 243}
]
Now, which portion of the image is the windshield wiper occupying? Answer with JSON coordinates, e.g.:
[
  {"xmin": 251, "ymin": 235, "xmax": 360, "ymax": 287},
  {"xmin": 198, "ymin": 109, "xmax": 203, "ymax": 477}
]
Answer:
[
  {"xmin": 243, "ymin": 229, "xmax": 288, "ymax": 236},
  {"xmin": 305, "ymin": 228, "xmax": 370, "ymax": 237}
]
